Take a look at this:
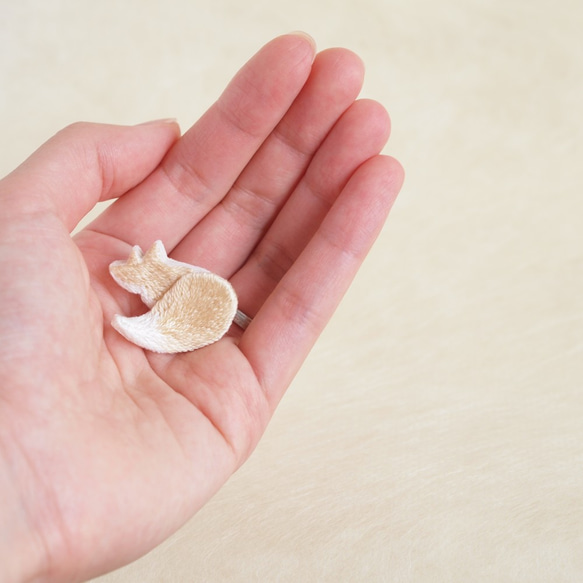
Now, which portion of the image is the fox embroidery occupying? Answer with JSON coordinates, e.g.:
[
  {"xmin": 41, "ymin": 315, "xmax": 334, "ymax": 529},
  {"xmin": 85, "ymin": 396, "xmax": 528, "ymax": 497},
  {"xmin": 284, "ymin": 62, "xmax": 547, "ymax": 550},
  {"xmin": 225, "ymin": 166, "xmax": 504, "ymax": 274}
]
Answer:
[{"xmin": 109, "ymin": 241, "xmax": 248, "ymax": 353}]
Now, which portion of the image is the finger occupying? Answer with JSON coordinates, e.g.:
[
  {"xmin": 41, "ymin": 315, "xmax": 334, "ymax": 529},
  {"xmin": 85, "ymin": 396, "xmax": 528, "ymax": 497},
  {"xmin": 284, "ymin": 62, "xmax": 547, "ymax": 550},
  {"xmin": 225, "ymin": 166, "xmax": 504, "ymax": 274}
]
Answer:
[
  {"xmin": 89, "ymin": 33, "xmax": 317, "ymax": 249},
  {"xmin": 0, "ymin": 120, "xmax": 180, "ymax": 232},
  {"xmin": 170, "ymin": 48, "xmax": 365, "ymax": 274},
  {"xmin": 232, "ymin": 99, "xmax": 392, "ymax": 317},
  {"xmin": 239, "ymin": 155, "xmax": 404, "ymax": 405}
]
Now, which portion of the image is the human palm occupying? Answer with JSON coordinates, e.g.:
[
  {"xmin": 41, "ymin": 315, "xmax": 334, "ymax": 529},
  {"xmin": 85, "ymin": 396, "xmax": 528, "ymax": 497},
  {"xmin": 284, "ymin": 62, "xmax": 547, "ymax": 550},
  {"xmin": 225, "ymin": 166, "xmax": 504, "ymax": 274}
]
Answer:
[{"xmin": 0, "ymin": 34, "xmax": 403, "ymax": 582}]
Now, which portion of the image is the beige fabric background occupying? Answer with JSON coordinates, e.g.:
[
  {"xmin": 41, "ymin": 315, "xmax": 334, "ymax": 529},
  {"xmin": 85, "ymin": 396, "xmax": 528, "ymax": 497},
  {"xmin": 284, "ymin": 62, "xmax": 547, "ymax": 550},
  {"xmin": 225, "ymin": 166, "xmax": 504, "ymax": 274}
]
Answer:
[{"xmin": 2, "ymin": 0, "xmax": 582, "ymax": 581}]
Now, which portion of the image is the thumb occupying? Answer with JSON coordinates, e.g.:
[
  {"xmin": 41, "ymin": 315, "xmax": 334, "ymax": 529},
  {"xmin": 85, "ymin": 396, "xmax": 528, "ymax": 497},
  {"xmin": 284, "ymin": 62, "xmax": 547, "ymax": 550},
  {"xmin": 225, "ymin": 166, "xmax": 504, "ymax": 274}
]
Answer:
[{"xmin": 0, "ymin": 120, "xmax": 180, "ymax": 231}]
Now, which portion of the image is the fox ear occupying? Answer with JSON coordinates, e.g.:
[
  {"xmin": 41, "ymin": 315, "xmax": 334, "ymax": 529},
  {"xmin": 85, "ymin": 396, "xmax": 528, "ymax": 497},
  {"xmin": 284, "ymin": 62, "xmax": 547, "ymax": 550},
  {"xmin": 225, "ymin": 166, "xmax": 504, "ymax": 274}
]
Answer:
[
  {"xmin": 126, "ymin": 245, "xmax": 144, "ymax": 265},
  {"xmin": 144, "ymin": 240, "xmax": 168, "ymax": 263}
]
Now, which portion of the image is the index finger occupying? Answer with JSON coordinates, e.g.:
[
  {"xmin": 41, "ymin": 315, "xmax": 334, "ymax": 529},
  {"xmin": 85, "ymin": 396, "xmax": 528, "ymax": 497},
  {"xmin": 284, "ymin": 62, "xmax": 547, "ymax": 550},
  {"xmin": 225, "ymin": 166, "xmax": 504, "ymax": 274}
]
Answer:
[{"xmin": 88, "ymin": 33, "xmax": 316, "ymax": 250}]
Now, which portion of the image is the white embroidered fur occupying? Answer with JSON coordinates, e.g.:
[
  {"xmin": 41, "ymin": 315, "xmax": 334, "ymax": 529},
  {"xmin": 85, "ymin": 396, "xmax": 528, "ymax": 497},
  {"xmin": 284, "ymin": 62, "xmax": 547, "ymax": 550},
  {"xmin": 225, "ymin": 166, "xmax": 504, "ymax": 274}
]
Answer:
[{"xmin": 109, "ymin": 241, "xmax": 240, "ymax": 353}]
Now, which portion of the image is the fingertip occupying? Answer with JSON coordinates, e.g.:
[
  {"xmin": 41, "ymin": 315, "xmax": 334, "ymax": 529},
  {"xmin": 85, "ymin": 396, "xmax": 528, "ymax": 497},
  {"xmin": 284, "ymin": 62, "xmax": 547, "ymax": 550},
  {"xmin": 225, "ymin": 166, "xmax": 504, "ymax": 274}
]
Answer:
[
  {"xmin": 263, "ymin": 32, "xmax": 316, "ymax": 68},
  {"xmin": 356, "ymin": 98, "xmax": 393, "ymax": 143},
  {"xmin": 133, "ymin": 119, "xmax": 182, "ymax": 145},
  {"xmin": 286, "ymin": 31, "xmax": 317, "ymax": 54},
  {"xmin": 311, "ymin": 47, "xmax": 365, "ymax": 102},
  {"xmin": 335, "ymin": 155, "xmax": 404, "ymax": 230},
  {"xmin": 363, "ymin": 155, "xmax": 405, "ymax": 215},
  {"xmin": 323, "ymin": 98, "xmax": 392, "ymax": 161},
  {"xmin": 381, "ymin": 154, "xmax": 405, "ymax": 191},
  {"xmin": 136, "ymin": 117, "xmax": 181, "ymax": 133},
  {"xmin": 316, "ymin": 46, "xmax": 365, "ymax": 78}
]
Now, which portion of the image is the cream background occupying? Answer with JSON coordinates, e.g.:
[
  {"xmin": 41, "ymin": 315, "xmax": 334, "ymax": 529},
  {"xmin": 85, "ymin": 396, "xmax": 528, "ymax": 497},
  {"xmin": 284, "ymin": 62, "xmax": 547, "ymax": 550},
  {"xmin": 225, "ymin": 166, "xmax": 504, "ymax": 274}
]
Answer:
[{"xmin": 2, "ymin": 0, "xmax": 582, "ymax": 581}]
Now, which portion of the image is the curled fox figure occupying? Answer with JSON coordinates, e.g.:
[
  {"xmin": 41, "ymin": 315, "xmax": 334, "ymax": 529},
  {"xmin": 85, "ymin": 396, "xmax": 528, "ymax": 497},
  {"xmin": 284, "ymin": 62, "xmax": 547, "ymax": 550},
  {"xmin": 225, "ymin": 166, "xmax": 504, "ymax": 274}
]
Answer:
[{"xmin": 109, "ymin": 240, "xmax": 244, "ymax": 353}]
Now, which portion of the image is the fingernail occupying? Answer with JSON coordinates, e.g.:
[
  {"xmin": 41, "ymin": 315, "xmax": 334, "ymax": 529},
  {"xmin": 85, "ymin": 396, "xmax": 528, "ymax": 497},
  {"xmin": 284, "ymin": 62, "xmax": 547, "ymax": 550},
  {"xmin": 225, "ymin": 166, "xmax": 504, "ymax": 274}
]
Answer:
[
  {"xmin": 288, "ymin": 31, "xmax": 316, "ymax": 51},
  {"xmin": 136, "ymin": 118, "xmax": 178, "ymax": 126}
]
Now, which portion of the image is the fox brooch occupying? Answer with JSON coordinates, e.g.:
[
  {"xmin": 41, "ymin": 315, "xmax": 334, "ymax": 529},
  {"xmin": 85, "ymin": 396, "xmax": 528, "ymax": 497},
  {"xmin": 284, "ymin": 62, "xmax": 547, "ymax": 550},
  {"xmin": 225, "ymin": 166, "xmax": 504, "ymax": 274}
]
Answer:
[{"xmin": 109, "ymin": 240, "xmax": 250, "ymax": 353}]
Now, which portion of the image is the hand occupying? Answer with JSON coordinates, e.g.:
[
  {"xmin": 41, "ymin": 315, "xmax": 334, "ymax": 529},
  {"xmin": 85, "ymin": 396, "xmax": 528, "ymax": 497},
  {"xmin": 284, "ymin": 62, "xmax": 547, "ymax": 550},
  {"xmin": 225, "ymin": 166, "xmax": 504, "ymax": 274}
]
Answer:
[{"xmin": 0, "ymin": 34, "xmax": 403, "ymax": 582}]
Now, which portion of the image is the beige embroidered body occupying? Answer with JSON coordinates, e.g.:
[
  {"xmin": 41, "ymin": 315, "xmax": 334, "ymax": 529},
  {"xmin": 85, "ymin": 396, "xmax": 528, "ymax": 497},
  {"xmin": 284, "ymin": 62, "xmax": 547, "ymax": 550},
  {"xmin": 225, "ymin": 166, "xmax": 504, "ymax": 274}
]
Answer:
[{"xmin": 109, "ymin": 241, "xmax": 240, "ymax": 353}]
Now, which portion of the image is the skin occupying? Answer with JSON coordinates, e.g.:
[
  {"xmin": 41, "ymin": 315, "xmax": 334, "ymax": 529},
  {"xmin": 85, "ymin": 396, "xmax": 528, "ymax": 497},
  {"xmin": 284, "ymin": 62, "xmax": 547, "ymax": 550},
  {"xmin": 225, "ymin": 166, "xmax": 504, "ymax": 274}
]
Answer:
[{"xmin": 0, "ymin": 33, "xmax": 404, "ymax": 582}]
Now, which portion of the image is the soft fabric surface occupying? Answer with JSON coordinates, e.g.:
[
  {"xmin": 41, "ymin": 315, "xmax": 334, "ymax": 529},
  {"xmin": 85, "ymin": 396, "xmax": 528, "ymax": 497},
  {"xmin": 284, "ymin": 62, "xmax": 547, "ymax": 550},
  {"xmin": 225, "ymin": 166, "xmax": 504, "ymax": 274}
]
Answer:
[{"xmin": 2, "ymin": 1, "xmax": 582, "ymax": 581}]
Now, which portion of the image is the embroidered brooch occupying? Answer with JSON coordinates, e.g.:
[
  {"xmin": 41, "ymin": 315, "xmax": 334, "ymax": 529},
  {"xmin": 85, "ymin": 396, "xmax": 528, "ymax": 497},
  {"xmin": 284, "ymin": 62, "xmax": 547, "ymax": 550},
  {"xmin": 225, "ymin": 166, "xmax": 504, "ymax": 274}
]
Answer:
[{"xmin": 109, "ymin": 241, "xmax": 249, "ymax": 353}]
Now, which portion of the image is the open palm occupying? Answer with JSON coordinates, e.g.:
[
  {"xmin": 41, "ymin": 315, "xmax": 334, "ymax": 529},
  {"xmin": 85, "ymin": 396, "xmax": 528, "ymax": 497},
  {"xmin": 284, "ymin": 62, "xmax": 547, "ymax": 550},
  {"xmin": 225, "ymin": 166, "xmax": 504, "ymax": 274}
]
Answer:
[{"xmin": 0, "ymin": 34, "xmax": 403, "ymax": 582}]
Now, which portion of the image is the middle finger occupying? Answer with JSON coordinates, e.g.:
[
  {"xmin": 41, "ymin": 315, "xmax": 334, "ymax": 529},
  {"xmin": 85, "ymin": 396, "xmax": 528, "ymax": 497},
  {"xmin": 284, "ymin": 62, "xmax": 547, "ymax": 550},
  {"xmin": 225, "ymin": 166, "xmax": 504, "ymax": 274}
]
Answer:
[{"xmin": 171, "ymin": 48, "xmax": 365, "ymax": 275}]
